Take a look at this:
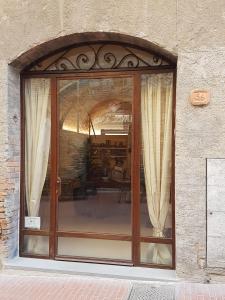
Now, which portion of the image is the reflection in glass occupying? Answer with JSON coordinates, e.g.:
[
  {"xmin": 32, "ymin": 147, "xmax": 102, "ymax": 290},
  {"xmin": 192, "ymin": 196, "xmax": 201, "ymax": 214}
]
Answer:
[
  {"xmin": 23, "ymin": 235, "xmax": 49, "ymax": 256},
  {"xmin": 24, "ymin": 78, "xmax": 51, "ymax": 230},
  {"xmin": 140, "ymin": 243, "xmax": 172, "ymax": 266},
  {"xmin": 57, "ymin": 78, "xmax": 133, "ymax": 236},
  {"xmin": 57, "ymin": 238, "xmax": 131, "ymax": 260}
]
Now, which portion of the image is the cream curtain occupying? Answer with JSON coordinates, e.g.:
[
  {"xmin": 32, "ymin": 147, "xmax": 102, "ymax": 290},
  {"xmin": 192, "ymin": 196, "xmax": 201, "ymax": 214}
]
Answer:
[
  {"xmin": 141, "ymin": 73, "xmax": 173, "ymax": 265},
  {"xmin": 25, "ymin": 78, "xmax": 51, "ymax": 218}
]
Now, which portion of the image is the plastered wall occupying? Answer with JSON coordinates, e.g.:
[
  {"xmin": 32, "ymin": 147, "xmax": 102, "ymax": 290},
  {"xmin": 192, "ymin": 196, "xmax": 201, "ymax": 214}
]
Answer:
[{"xmin": 0, "ymin": 0, "xmax": 225, "ymax": 282}]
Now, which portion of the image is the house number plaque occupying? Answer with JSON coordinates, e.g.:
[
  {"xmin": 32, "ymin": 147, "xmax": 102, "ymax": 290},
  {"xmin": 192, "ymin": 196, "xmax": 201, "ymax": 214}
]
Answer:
[{"xmin": 190, "ymin": 90, "xmax": 210, "ymax": 106}]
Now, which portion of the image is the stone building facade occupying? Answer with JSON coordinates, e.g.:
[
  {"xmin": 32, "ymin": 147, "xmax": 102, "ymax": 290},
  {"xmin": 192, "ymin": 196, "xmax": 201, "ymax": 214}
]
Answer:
[{"xmin": 0, "ymin": 0, "xmax": 225, "ymax": 283}]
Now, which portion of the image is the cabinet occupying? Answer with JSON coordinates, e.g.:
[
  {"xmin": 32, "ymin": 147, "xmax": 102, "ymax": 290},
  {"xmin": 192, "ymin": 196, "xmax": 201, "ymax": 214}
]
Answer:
[{"xmin": 88, "ymin": 135, "xmax": 131, "ymax": 181}]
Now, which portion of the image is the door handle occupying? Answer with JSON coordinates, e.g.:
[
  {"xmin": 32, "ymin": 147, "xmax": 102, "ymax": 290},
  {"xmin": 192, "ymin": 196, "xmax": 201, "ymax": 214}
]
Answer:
[{"xmin": 57, "ymin": 177, "xmax": 62, "ymax": 197}]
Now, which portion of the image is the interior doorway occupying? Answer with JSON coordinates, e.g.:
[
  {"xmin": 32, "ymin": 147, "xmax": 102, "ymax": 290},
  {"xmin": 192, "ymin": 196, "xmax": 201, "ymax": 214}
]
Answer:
[{"xmin": 20, "ymin": 42, "xmax": 176, "ymax": 269}]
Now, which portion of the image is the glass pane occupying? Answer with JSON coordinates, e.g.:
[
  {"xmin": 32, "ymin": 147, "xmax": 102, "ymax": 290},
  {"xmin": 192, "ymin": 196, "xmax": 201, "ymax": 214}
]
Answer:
[
  {"xmin": 57, "ymin": 78, "xmax": 133, "ymax": 235},
  {"xmin": 24, "ymin": 78, "xmax": 51, "ymax": 230},
  {"xmin": 57, "ymin": 237, "xmax": 131, "ymax": 260},
  {"xmin": 140, "ymin": 73, "xmax": 173, "ymax": 238},
  {"xmin": 140, "ymin": 243, "xmax": 172, "ymax": 266},
  {"xmin": 23, "ymin": 235, "xmax": 49, "ymax": 256}
]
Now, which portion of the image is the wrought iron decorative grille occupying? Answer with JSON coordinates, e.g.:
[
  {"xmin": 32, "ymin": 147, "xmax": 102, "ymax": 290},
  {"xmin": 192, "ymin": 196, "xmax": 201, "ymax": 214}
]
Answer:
[{"xmin": 28, "ymin": 43, "xmax": 173, "ymax": 72}]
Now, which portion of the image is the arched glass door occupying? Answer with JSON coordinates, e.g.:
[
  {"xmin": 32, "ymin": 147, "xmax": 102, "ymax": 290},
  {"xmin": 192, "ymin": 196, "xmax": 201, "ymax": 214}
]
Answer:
[{"xmin": 20, "ymin": 42, "xmax": 176, "ymax": 268}]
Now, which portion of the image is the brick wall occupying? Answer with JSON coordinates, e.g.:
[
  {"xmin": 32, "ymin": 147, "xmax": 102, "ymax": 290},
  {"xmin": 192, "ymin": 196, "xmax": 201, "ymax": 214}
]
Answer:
[{"xmin": 0, "ymin": 63, "xmax": 20, "ymax": 263}]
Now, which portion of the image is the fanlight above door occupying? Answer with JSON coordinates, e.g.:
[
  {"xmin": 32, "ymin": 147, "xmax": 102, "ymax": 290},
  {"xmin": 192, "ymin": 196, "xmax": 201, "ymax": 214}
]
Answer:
[{"xmin": 27, "ymin": 43, "xmax": 175, "ymax": 72}]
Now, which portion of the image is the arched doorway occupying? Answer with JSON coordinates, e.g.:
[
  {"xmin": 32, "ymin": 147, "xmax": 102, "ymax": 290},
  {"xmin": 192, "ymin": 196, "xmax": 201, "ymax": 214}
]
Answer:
[{"xmin": 20, "ymin": 40, "xmax": 176, "ymax": 269}]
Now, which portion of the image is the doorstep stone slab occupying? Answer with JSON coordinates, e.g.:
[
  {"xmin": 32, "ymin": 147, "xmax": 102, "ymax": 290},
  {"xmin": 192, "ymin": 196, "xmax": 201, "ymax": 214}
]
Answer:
[{"xmin": 4, "ymin": 257, "xmax": 177, "ymax": 282}]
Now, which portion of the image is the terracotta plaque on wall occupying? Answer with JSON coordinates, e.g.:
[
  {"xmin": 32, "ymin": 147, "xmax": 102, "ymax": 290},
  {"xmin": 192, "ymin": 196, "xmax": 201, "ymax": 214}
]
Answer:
[{"xmin": 190, "ymin": 90, "xmax": 209, "ymax": 106}]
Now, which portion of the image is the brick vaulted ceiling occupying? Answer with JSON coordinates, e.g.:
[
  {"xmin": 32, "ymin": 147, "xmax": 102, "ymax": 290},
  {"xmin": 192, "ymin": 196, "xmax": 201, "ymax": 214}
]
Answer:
[{"xmin": 59, "ymin": 77, "xmax": 133, "ymax": 134}]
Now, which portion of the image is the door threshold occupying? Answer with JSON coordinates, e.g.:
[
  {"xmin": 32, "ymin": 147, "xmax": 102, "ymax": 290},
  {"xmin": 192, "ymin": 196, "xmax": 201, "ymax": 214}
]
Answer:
[{"xmin": 4, "ymin": 257, "xmax": 176, "ymax": 282}]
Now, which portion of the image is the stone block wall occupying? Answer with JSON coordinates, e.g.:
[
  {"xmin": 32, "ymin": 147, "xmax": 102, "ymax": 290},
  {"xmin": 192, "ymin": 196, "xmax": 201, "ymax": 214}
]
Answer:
[
  {"xmin": 207, "ymin": 159, "xmax": 225, "ymax": 270},
  {"xmin": 175, "ymin": 48, "xmax": 225, "ymax": 282}
]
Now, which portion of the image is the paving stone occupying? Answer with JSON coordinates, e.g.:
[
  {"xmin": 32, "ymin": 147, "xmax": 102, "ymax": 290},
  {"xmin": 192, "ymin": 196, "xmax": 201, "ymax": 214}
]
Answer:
[
  {"xmin": 175, "ymin": 283, "xmax": 225, "ymax": 300},
  {"xmin": 128, "ymin": 283, "xmax": 175, "ymax": 300},
  {"xmin": 0, "ymin": 274, "xmax": 131, "ymax": 300}
]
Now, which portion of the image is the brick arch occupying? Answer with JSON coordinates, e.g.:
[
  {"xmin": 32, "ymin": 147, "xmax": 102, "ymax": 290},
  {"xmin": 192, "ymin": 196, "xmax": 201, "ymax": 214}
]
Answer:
[{"xmin": 10, "ymin": 32, "xmax": 177, "ymax": 70}]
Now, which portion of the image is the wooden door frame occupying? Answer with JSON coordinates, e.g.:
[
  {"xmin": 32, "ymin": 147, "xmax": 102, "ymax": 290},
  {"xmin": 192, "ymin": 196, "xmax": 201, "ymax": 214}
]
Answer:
[{"xmin": 19, "ymin": 68, "xmax": 176, "ymax": 269}]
